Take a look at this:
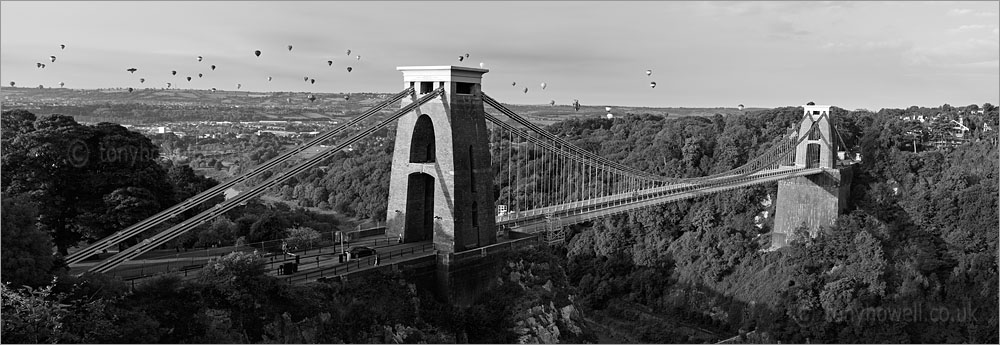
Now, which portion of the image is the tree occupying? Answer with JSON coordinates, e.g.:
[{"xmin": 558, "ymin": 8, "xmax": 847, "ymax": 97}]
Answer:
[
  {"xmin": 285, "ymin": 226, "xmax": 321, "ymax": 250},
  {"xmin": 0, "ymin": 282, "xmax": 69, "ymax": 343},
  {"xmin": 1, "ymin": 194, "xmax": 57, "ymax": 287}
]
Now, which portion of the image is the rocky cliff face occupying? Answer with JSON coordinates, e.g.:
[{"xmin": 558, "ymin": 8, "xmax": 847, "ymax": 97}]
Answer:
[{"xmin": 495, "ymin": 259, "xmax": 587, "ymax": 344}]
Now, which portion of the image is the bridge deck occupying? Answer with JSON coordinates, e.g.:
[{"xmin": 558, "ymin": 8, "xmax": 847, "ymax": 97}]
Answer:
[{"xmin": 500, "ymin": 166, "xmax": 825, "ymax": 233}]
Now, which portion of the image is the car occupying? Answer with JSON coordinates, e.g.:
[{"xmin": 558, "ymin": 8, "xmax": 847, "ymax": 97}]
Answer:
[{"xmin": 348, "ymin": 246, "xmax": 377, "ymax": 259}]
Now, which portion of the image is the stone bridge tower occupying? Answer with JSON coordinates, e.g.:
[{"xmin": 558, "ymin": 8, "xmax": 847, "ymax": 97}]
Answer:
[
  {"xmin": 771, "ymin": 104, "xmax": 853, "ymax": 249},
  {"xmin": 385, "ymin": 66, "xmax": 497, "ymax": 254}
]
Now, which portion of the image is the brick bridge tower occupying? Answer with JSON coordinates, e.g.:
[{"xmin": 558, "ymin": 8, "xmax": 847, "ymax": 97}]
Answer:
[
  {"xmin": 771, "ymin": 104, "xmax": 853, "ymax": 249},
  {"xmin": 385, "ymin": 66, "xmax": 497, "ymax": 254}
]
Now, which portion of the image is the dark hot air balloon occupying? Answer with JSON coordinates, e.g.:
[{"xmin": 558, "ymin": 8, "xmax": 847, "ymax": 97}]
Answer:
[
  {"xmin": 465, "ymin": 53, "xmax": 470, "ymax": 58},
  {"xmin": 550, "ymin": 100, "xmax": 555, "ymax": 106},
  {"xmin": 288, "ymin": 45, "xmax": 293, "ymax": 51},
  {"xmin": 459, "ymin": 56, "xmax": 464, "ymax": 61},
  {"xmin": 50, "ymin": 56, "xmax": 56, "ymax": 62},
  {"xmin": 738, "ymin": 104, "xmax": 744, "ymax": 111},
  {"xmin": 304, "ymin": 76, "xmax": 309, "ymax": 82},
  {"xmin": 60, "ymin": 44, "xmax": 65, "ymax": 50},
  {"xmin": 128, "ymin": 87, "xmax": 134, "ymax": 93},
  {"xmin": 346, "ymin": 66, "xmax": 352, "ymax": 72},
  {"xmin": 344, "ymin": 94, "xmax": 350, "ymax": 100},
  {"xmin": 166, "ymin": 82, "xmax": 171, "ymax": 88},
  {"xmin": 310, "ymin": 79, "xmax": 315, "ymax": 84},
  {"xmin": 511, "ymin": 81, "xmax": 516, "ymax": 86},
  {"xmin": 307, "ymin": 94, "xmax": 316, "ymax": 102},
  {"xmin": 197, "ymin": 56, "xmax": 203, "ymax": 62},
  {"xmin": 8, "ymin": 81, "xmax": 13, "ymax": 87},
  {"xmin": 139, "ymin": 78, "xmax": 145, "ymax": 83},
  {"xmin": 36, "ymin": 63, "xmax": 42, "ymax": 68},
  {"xmin": 523, "ymin": 87, "xmax": 528, "ymax": 94},
  {"xmin": 649, "ymin": 81, "xmax": 656, "ymax": 88},
  {"xmin": 171, "ymin": 70, "xmax": 177, "ymax": 75},
  {"xmin": 346, "ymin": 49, "xmax": 351, "ymax": 55},
  {"xmin": 236, "ymin": 83, "xmax": 241, "ymax": 89},
  {"xmin": 210, "ymin": 65, "xmax": 216, "ymax": 71},
  {"xmin": 268, "ymin": 76, "xmax": 272, "ymax": 82},
  {"xmin": 254, "ymin": 50, "xmax": 261, "ymax": 57},
  {"xmin": 328, "ymin": 60, "xmax": 333, "ymax": 66},
  {"xmin": 198, "ymin": 73, "xmax": 203, "ymax": 78},
  {"xmin": 187, "ymin": 76, "xmax": 192, "ymax": 81},
  {"xmin": 59, "ymin": 82, "xmax": 64, "ymax": 88},
  {"xmin": 127, "ymin": 68, "xmax": 137, "ymax": 73},
  {"xmin": 646, "ymin": 69, "xmax": 652, "ymax": 76},
  {"xmin": 40, "ymin": 64, "xmax": 46, "ymax": 69}
]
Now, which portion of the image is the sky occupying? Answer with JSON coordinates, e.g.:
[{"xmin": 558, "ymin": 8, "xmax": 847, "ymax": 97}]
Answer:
[{"xmin": 1, "ymin": 1, "xmax": 998, "ymax": 110}]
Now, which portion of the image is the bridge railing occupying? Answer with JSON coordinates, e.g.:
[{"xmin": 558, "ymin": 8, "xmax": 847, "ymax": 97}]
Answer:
[
  {"xmin": 285, "ymin": 242, "xmax": 437, "ymax": 284},
  {"xmin": 449, "ymin": 236, "xmax": 541, "ymax": 265}
]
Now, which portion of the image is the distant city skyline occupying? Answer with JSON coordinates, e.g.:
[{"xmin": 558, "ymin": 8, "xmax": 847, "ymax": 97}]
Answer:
[{"xmin": 1, "ymin": 1, "xmax": 998, "ymax": 111}]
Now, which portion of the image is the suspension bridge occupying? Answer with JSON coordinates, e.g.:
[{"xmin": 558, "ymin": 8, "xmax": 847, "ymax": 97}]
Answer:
[{"xmin": 65, "ymin": 66, "xmax": 852, "ymax": 292}]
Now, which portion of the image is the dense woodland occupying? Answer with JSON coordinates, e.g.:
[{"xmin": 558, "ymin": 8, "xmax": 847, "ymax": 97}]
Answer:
[{"xmin": 1, "ymin": 102, "xmax": 997, "ymax": 343}]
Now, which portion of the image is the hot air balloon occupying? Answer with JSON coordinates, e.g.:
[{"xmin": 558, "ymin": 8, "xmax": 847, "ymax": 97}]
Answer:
[
  {"xmin": 255, "ymin": 50, "xmax": 261, "ymax": 57},
  {"xmin": 40, "ymin": 64, "xmax": 46, "ymax": 69},
  {"xmin": 36, "ymin": 63, "xmax": 43, "ymax": 68},
  {"xmin": 574, "ymin": 100, "xmax": 581, "ymax": 111},
  {"xmin": 268, "ymin": 76, "xmax": 273, "ymax": 82},
  {"xmin": 211, "ymin": 88, "xmax": 217, "ymax": 92},
  {"xmin": 288, "ymin": 45, "xmax": 293, "ymax": 51},
  {"xmin": 166, "ymin": 82, "xmax": 172, "ymax": 88},
  {"xmin": 197, "ymin": 56, "xmax": 203, "ymax": 62},
  {"xmin": 346, "ymin": 66, "xmax": 353, "ymax": 72},
  {"xmin": 304, "ymin": 76, "xmax": 309, "ymax": 82},
  {"xmin": 60, "ymin": 44, "xmax": 65, "ymax": 50},
  {"xmin": 465, "ymin": 53, "xmax": 470, "ymax": 58},
  {"xmin": 479, "ymin": 62, "xmax": 484, "ymax": 68},
  {"xmin": 187, "ymin": 76, "xmax": 192, "ymax": 81},
  {"xmin": 550, "ymin": 100, "xmax": 556, "ymax": 106},
  {"xmin": 310, "ymin": 79, "xmax": 315, "ymax": 84},
  {"xmin": 198, "ymin": 73, "xmax": 203, "ymax": 78},
  {"xmin": 128, "ymin": 87, "xmax": 134, "ymax": 93},
  {"xmin": 606, "ymin": 113, "xmax": 614, "ymax": 119},
  {"xmin": 738, "ymin": 104, "xmax": 744, "ymax": 111},
  {"xmin": 59, "ymin": 82, "xmax": 64, "ymax": 87},
  {"xmin": 605, "ymin": 106, "xmax": 612, "ymax": 112},
  {"xmin": 344, "ymin": 94, "xmax": 350, "ymax": 100},
  {"xmin": 50, "ymin": 56, "xmax": 56, "ymax": 62},
  {"xmin": 171, "ymin": 70, "xmax": 177, "ymax": 75},
  {"xmin": 237, "ymin": 83, "xmax": 241, "ymax": 89},
  {"xmin": 459, "ymin": 56, "xmax": 464, "ymax": 62},
  {"xmin": 307, "ymin": 94, "xmax": 316, "ymax": 102},
  {"xmin": 356, "ymin": 55, "xmax": 361, "ymax": 61},
  {"xmin": 541, "ymin": 82, "xmax": 547, "ymax": 90},
  {"xmin": 8, "ymin": 81, "xmax": 13, "ymax": 87},
  {"xmin": 140, "ymin": 78, "xmax": 145, "ymax": 83},
  {"xmin": 523, "ymin": 87, "xmax": 528, "ymax": 94},
  {"xmin": 346, "ymin": 49, "xmax": 351, "ymax": 55},
  {"xmin": 511, "ymin": 81, "xmax": 516, "ymax": 87},
  {"xmin": 127, "ymin": 68, "xmax": 137, "ymax": 74},
  {"xmin": 646, "ymin": 69, "xmax": 652, "ymax": 76},
  {"xmin": 210, "ymin": 65, "xmax": 216, "ymax": 71},
  {"xmin": 649, "ymin": 82, "xmax": 656, "ymax": 88},
  {"xmin": 286, "ymin": 98, "xmax": 291, "ymax": 103},
  {"xmin": 328, "ymin": 60, "xmax": 333, "ymax": 66}
]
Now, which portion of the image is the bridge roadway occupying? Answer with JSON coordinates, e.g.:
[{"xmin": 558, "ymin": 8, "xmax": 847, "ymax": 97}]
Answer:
[
  {"xmin": 73, "ymin": 235, "xmax": 434, "ymax": 286},
  {"xmin": 498, "ymin": 166, "xmax": 825, "ymax": 233}
]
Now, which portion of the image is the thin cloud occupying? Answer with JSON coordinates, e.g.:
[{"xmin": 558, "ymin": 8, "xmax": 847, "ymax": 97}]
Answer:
[
  {"xmin": 948, "ymin": 8, "xmax": 974, "ymax": 16},
  {"xmin": 975, "ymin": 11, "xmax": 998, "ymax": 17},
  {"xmin": 951, "ymin": 24, "xmax": 997, "ymax": 33}
]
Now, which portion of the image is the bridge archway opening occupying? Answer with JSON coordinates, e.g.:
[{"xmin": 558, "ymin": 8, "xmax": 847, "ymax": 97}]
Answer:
[
  {"xmin": 404, "ymin": 172, "xmax": 435, "ymax": 242},
  {"xmin": 806, "ymin": 143, "xmax": 821, "ymax": 168},
  {"xmin": 410, "ymin": 115, "xmax": 435, "ymax": 163}
]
